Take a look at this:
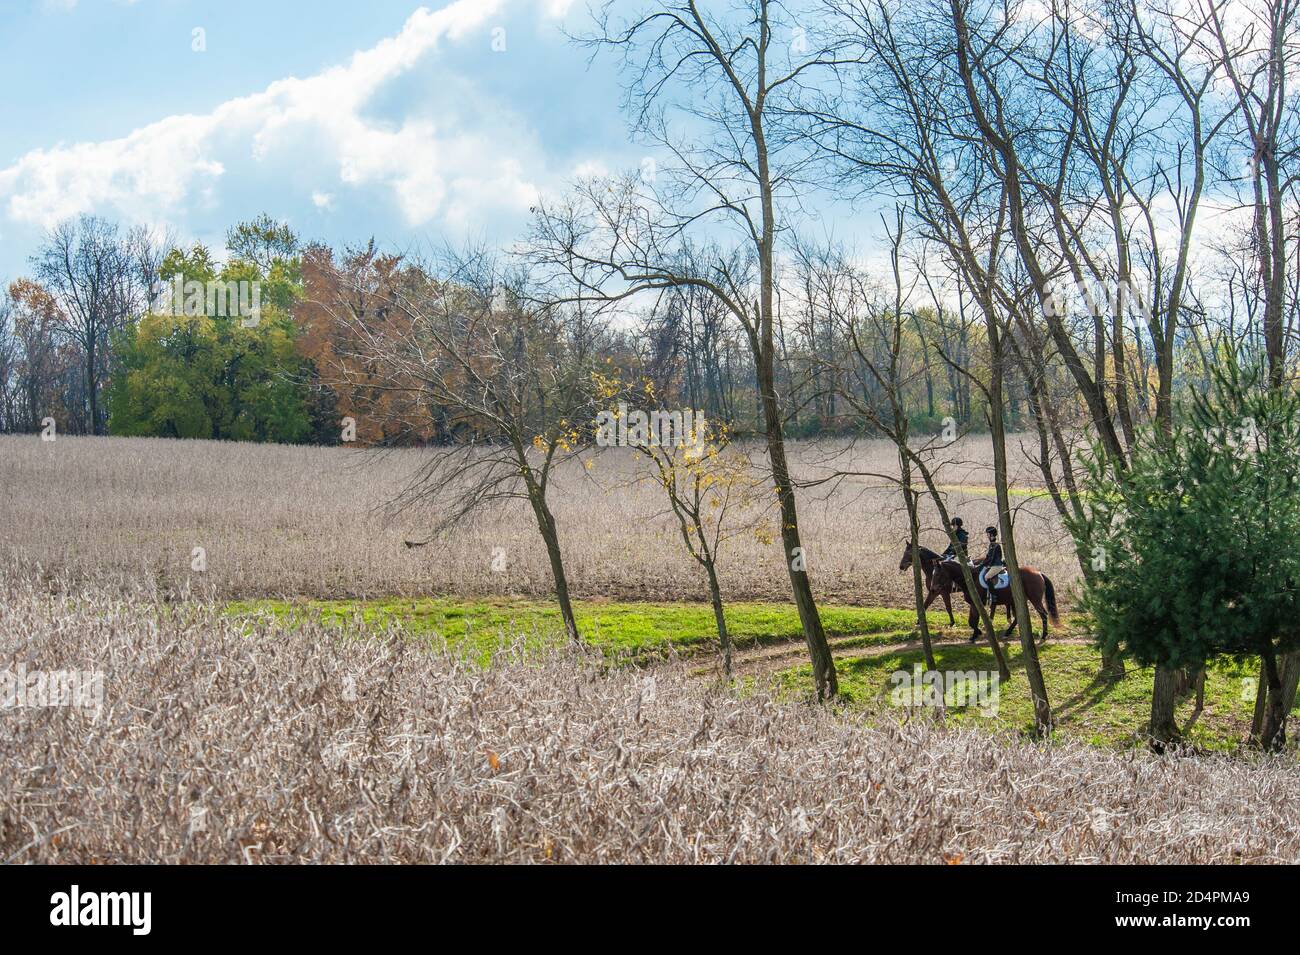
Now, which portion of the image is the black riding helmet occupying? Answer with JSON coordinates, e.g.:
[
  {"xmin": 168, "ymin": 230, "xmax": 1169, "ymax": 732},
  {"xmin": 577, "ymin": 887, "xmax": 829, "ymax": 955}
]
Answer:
[
  {"xmin": 951, "ymin": 517, "xmax": 963, "ymax": 527},
  {"xmin": 985, "ymin": 525, "xmax": 998, "ymax": 537}
]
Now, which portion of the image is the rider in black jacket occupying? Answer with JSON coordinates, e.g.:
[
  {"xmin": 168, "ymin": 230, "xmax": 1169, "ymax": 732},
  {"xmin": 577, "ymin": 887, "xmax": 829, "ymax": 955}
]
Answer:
[
  {"xmin": 941, "ymin": 517, "xmax": 969, "ymax": 560},
  {"xmin": 975, "ymin": 525, "xmax": 1005, "ymax": 600}
]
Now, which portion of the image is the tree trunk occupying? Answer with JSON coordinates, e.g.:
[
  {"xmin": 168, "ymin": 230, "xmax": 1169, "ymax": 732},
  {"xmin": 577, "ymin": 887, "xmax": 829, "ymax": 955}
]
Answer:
[
  {"xmin": 526, "ymin": 478, "xmax": 579, "ymax": 644},
  {"xmin": 1274, "ymin": 649, "xmax": 1300, "ymax": 740},
  {"xmin": 1250, "ymin": 659, "xmax": 1268, "ymax": 742},
  {"xmin": 1149, "ymin": 665, "xmax": 1182, "ymax": 750},
  {"xmin": 704, "ymin": 561, "xmax": 732, "ymax": 680},
  {"xmin": 903, "ymin": 478, "xmax": 936, "ymax": 671},
  {"xmin": 1258, "ymin": 645, "xmax": 1289, "ymax": 752},
  {"xmin": 986, "ymin": 312, "xmax": 1052, "ymax": 735},
  {"xmin": 755, "ymin": 313, "xmax": 836, "ymax": 697},
  {"xmin": 766, "ymin": 411, "xmax": 837, "ymax": 699},
  {"xmin": 86, "ymin": 336, "xmax": 100, "ymax": 435},
  {"xmin": 1100, "ymin": 648, "xmax": 1125, "ymax": 681},
  {"xmin": 753, "ymin": 98, "xmax": 837, "ymax": 700}
]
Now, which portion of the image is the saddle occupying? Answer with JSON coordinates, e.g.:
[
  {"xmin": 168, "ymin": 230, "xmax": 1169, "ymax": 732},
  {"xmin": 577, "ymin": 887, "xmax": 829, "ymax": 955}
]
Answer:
[{"xmin": 978, "ymin": 566, "xmax": 1009, "ymax": 590}]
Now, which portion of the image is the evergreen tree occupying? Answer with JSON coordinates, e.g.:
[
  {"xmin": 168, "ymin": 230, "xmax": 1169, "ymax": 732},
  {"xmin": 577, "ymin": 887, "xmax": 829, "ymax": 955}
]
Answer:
[{"xmin": 1071, "ymin": 357, "xmax": 1300, "ymax": 749}]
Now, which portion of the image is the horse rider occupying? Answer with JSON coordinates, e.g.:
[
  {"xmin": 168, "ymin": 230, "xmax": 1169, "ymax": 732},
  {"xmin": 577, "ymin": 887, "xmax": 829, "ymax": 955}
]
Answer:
[
  {"xmin": 941, "ymin": 516, "xmax": 968, "ymax": 561},
  {"xmin": 974, "ymin": 525, "xmax": 1005, "ymax": 603}
]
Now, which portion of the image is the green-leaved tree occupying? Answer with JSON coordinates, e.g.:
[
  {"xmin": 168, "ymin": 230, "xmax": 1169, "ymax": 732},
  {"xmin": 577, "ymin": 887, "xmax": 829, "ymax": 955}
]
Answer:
[{"xmin": 1071, "ymin": 358, "xmax": 1300, "ymax": 750}]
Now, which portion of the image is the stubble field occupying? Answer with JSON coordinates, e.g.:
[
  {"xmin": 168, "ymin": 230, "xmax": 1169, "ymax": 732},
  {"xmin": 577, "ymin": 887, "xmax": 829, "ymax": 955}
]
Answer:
[
  {"xmin": 4, "ymin": 434, "xmax": 1299, "ymax": 864},
  {"xmin": 0, "ymin": 432, "xmax": 1078, "ymax": 607},
  {"xmin": 3, "ymin": 569, "xmax": 1297, "ymax": 864}
]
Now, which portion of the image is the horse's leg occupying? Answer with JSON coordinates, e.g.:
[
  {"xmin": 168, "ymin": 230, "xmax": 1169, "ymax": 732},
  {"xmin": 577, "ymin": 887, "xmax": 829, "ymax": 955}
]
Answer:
[
  {"xmin": 943, "ymin": 590, "xmax": 954, "ymax": 626},
  {"xmin": 1022, "ymin": 574, "xmax": 1046, "ymax": 643},
  {"xmin": 1002, "ymin": 599, "xmax": 1017, "ymax": 637},
  {"xmin": 968, "ymin": 602, "xmax": 980, "ymax": 644}
]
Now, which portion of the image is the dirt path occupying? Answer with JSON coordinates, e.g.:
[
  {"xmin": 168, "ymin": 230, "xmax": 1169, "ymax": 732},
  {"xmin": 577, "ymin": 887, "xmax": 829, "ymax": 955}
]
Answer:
[{"xmin": 692, "ymin": 628, "xmax": 1094, "ymax": 679}]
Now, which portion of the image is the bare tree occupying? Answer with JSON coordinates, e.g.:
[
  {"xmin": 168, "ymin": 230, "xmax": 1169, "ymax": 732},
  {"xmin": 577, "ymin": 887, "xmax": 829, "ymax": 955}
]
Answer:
[
  {"xmin": 942, "ymin": 0, "xmax": 1233, "ymax": 741},
  {"xmin": 530, "ymin": 0, "xmax": 847, "ymax": 698},
  {"xmin": 627, "ymin": 410, "xmax": 767, "ymax": 679},
  {"xmin": 796, "ymin": 220, "xmax": 1013, "ymax": 680},
  {"xmin": 1203, "ymin": 0, "xmax": 1300, "ymax": 745},
  {"xmin": 808, "ymin": 0, "xmax": 1052, "ymax": 730},
  {"xmin": 30, "ymin": 216, "xmax": 160, "ymax": 435},
  {"xmin": 0, "ymin": 292, "xmax": 15, "ymax": 432},
  {"xmin": 321, "ymin": 249, "xmax": 608, "ymax": 643}
]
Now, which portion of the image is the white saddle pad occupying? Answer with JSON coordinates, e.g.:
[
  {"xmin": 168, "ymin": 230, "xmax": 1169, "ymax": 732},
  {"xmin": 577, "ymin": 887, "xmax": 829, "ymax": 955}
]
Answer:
[{"xmin": 980, "ymin": 567, "xmax": 1009, "ymax": 589}]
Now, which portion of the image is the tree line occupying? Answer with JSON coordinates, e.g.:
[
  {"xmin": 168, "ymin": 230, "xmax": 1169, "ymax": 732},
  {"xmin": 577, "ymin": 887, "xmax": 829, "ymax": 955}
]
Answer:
[{"xmin": 0, "ymin": 215, "xmax": 1010, "ymax": 445}]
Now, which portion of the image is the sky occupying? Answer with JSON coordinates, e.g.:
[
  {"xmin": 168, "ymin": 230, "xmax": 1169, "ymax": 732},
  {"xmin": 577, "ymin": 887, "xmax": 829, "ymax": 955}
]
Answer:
[
  {"xmin": 0, "ymin": 0, "xmax": 646, "ymax": 281},
  {"xmin": 0, "ymin": 0, "xmax": 1233, "ymax": 300}
]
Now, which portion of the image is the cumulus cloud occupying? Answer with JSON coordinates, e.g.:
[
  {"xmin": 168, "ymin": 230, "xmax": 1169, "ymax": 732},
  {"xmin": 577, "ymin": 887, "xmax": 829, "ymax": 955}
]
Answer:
[{"xmin": 0, "ymin": 0, "xmax": 546, "ymax": 237}]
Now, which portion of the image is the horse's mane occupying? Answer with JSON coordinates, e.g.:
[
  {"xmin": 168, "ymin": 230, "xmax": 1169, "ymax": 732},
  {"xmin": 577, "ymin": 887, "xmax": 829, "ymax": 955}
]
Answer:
[
  {"xmin": 932, "ymin": 557, "xmax": 972, "ymax": 592},
  {"xmin": 916, "ymin": 545, "xmax": 944, "ymax": 561}
]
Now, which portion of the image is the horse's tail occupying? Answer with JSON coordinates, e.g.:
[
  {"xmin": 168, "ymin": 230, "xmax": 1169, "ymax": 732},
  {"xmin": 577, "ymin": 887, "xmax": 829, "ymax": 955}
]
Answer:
[{"xmin": 1044, "ymin": 574, "xmax": 1060, "ymax": 624}]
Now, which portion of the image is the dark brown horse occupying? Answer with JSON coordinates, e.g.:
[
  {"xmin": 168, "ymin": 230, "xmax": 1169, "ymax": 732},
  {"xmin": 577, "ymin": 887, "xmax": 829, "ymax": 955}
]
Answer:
[
  {"xmin": 897, "ymin": 543, "xmax": 957, "ymax": 625},
  {"xmin": 929, "ymin": 558, "xmax": 1059, "ymax": 644}
]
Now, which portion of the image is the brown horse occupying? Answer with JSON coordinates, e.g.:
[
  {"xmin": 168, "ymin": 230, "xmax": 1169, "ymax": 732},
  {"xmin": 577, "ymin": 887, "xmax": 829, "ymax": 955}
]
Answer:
[
  {"xmin": 930, "ymin": 558, "xmax": 1059, "ymax": 644},
  {"xmin": 897, "ymin": 543, "xmax": 957, "ymax": 625}
]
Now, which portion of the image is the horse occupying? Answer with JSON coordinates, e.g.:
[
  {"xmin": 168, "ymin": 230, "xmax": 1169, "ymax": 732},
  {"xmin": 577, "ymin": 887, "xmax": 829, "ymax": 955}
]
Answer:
[
  {"xmin": 897, "ymin": 542, "xmax": 957, "ymax": 625},
  {"xmin": 929, "ymin": 558, "xmax": 1059, "ymax": 644}
]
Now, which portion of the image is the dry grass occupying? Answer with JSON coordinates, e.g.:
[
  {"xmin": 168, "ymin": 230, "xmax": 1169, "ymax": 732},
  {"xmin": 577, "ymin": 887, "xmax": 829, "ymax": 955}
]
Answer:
[
  {"xmin": 0, "ymin": 432, "xmax": 1078, "ymax": 607},
  {"xmin": 5, "ymin": 434, "xmax": 1291, "ymax": 865},
  {"xmin": 2, "ymin": 568, "xmax": 1296, "ymax": 864}
]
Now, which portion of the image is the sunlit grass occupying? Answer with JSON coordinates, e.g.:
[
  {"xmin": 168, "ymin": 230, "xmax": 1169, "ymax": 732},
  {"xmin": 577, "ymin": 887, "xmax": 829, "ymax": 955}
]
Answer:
[
  {"xmin": 226, "ymin": 596, "xmax": 953, "ymax": 666},
  {"xmin": 773, "ymin": 642, "xmax": 1284, "ymax": 752}
]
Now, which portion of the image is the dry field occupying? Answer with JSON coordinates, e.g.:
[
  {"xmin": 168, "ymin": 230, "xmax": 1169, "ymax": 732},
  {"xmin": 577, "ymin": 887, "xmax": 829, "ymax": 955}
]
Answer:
[
  {"xmin": 3, "ymin": 570, "xmax": 1297, "ymax": 864},
  {"xmin": 0, "ymin": 432, "xmax": 1078, "ymax": 608}
]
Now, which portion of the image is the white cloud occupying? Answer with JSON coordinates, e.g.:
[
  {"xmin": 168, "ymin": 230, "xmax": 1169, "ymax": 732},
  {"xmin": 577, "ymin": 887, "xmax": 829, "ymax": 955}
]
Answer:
[
  {"xmin": 0, "ymin": 0, "xmax": 545, "ymax": 236},
  {"xmin": 543, "ymin": 0, "xmax": 579, "ymax": 17},
  {"xmin": 572, "ymin": 159, "xmax": 611, "ymax": 179}
]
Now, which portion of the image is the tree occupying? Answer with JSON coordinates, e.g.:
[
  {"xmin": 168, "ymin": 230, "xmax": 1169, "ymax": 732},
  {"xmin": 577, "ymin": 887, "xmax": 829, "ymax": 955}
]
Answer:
[
  {"xmin": 531, "ymin": 0, "xmax": 843, "ymax": 698},
  {"xmin": 227, "ymin": 213, "xmax": 300, "ymax": 275},
  {"xmin": 1202, "ymin": 0, "xmax": 1300, "ymax": 742},
  {"xmin": 296, "ymin": 242, "xmax": 438, "ymax": 446},
  {"xmin": 4, "ymin": 279, "xmax": 69, "ymax": 433},
  {"xmin": 108, "ymin": 240, "xmax": 311, "ymax": 443},
  {"xmin": 940, "ymin": 0, "xmax": 1234, "ymax": 727},
  {"xmin": 0, "ymin": 292, "xmax": 15, "ymax": 432},
  {"xmin": 619, "ymin": 382, "xmax": 766, "ymax": 679},
  {"xmin": 30, "ymin": 216, "xmax": 160, "ymax": 435},
  {"xmin": 792, "ymin": 226, "xmax": 1010, "ymax": 680},
  {"xmin": 1073, "ymin": 356, "xmax": 1300, "ymax": 750},
  {"xmin": 809, "ymin": 0, "xmax": 1050, "ymax": 727},
  {"xmin": 323, "ymin": 249, "xmax": 607, "ymax": 643}
]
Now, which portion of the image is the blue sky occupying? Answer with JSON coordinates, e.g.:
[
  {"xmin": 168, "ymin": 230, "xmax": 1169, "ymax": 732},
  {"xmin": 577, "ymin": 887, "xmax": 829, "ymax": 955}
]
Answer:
[{"xmin": 0, "ymin": 0, "xmax": 643, "ymax": 280}]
